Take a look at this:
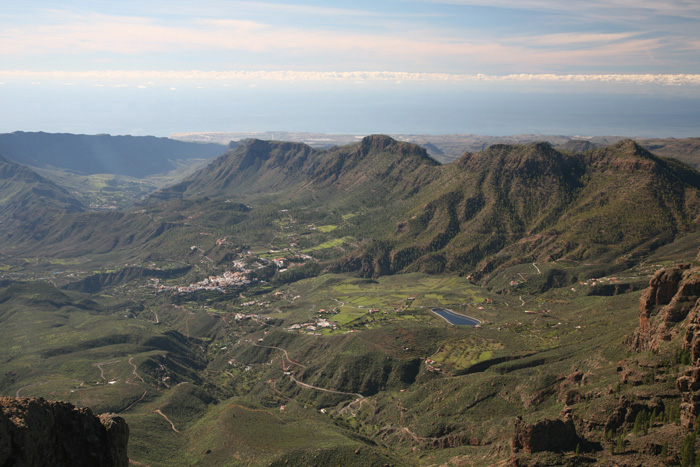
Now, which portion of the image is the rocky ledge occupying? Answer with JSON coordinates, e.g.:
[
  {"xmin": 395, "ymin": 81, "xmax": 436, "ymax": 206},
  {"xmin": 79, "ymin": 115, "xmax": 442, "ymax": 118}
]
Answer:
[{"xmin": 0, "ymin": 396, "xmax": 128, "ymax": 467}]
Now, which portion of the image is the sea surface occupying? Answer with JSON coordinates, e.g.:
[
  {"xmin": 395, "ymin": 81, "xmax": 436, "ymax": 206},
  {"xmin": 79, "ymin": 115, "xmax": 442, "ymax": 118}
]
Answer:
[{"xmin": 1, "ymin": 80, "xmax": 698, "ymax": 138}]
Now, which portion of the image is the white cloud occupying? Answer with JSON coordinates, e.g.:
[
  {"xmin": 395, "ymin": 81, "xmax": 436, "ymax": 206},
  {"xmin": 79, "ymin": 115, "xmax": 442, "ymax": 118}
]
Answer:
[
  {"xmin": 233, "ymin": 2, "xmax": 383, "ymax": 18},
  {"xmin": 0, "ymin": 10, "xmax": 687, "ymax": 72},
  {"xmin": 426, "ymin": 0, "xmax": 700, "ymax": 19},
  {"xmin": 517, "ymin": 32, "xmax": 638, "ymax": 47},
  {"xmin": 1, "ymin": 70, "xmax": 698, "ymax": 86}
]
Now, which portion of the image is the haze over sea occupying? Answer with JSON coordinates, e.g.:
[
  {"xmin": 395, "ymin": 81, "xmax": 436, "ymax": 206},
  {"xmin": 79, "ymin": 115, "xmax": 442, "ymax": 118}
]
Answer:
[{"xmin": 2, "ymin": 79, "xmax": 698, "ymax": 138}]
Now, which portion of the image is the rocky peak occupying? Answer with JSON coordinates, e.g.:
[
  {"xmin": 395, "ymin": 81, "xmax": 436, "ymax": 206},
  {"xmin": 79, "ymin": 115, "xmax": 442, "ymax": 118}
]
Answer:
[
  {"xmin": 360, "ymin": 134, "xmax": 396, "ymax": 151},
  {"xmin": 0, "ymin": 396, "xmax": 129, "ymax": 467},
  {"xmin": 457, "ymin": 142, "xmax": 574, "ymax": 178},
  {"xmin": 241, "ymin": 138, "xmax": 270, "ymax": 150},
  {"xmin": 583, "ymin": 139, "xmax": 667, "ymax": 173},
  {"xmin": 357, "ymin": 135, "xmax": 438, "ymax": 165},
  {"xmin": 612, "ymin": 139, "xmax": 651, "ymax": 156}
]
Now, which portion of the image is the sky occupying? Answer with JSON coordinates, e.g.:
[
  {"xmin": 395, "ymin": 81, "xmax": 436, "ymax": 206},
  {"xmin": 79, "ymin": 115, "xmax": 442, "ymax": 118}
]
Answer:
[{"xmin": 1, "ymin": 0, "xmax": 699, "ymax": 137}]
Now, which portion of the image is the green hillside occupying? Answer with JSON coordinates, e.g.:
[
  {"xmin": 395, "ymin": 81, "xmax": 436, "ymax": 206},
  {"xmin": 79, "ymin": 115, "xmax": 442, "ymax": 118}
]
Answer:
[
  {"xmin": 334, "ymin": 140, "xmax": 700, "ymax": 284},
  {"xmin": 0, "ymin": 153, "xmax": 84, "ymax": 243},
  {"xmin": 153, "ymin": 135, "xmax": 439, "ymax": 206}
]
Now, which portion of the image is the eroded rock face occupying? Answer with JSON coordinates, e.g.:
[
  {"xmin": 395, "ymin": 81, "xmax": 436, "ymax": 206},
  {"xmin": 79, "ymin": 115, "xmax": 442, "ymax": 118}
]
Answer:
[
  {"xmin": 0, "ymin": 396, "xmax": 128, "ymax": 467},
  {"xmin": 628, "ymin": 265, "xmax": 698, "ymax": 352},
  {"xmin": 629, "ymin": 261, "xmax": 700, "ymax": 431},
  {"xmin": 603, "ymin": 396, "xmax": 664, "ymax": 433},
  {"xmin": 511, "ymin": 415, "xmax": 579, "ymax": 453}
]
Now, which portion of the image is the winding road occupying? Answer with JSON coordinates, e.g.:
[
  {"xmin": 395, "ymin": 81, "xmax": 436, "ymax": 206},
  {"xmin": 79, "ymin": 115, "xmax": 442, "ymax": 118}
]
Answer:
[
  {"xmin": 253, "ymin": 343, "xmax": 306, "ymax": 369},
  {"xmin": 154, "ymin": 409, "xmax": 181, "ymax": 434},
  {"xmin": 119, "ymin": 357, "xmax": 148, "ymax": 414},
  {"xmin": 288, "ymin": 374, "xmax": 363, "ymax": 400},
  {"xmin": 94, "ymin": 360, "xmax": 121, "ymax": 381},
  {"xmin": 252, "ymin": 342, "xmax": 363, "ymax": 405}
]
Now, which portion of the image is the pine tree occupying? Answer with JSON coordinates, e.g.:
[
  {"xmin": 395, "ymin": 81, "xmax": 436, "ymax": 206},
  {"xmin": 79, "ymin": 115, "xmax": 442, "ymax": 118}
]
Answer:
[
  {"xmin": 633, "ymin": 410, "xmax": 648, "ymax": 436},
  {"xmin": 616, "ymin": 433, "xmax": 625, "ymax": 453},
  {"xmin": 680, "ymin": 433, "xmax": 696, "ymax": 467}
]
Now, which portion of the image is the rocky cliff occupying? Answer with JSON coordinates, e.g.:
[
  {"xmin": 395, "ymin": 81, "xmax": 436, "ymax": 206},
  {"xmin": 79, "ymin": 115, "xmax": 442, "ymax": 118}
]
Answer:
[
  {"xmin": 511, "ymin": 414, "xmax": 580, "ymax": 454},
  {"xmin": 627, "ymin": 265, "xmax": 698, "ymax": 352},
  {"xmin": 0, "ymin": 396, "xmax": 128, "ymax": 467},
  {"xmin": 628, "ymin": 258, "xmax": 700, "ymax": 430}
]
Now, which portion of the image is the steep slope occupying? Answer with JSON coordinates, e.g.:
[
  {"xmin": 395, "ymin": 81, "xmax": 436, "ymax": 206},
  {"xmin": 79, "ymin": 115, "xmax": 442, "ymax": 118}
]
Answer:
[
  {"xmin": 333, "ymin": 141, "xmax": 700, "ymax": 280},
  {"xmin": 638, "ymin": 137, "xmax": 700, "ymax": 171},
  {"xmin": 552, "ymin": 140, "xmax": 700, "ymax": 260},
  {"xmin": 152, "ymin": 139, "xmax": 322, "ymax": 200},
  {"xmin": 310, "ymin": 134, "xmax": 440, "ymax": 206},
  {"xmin": 0, "ymin": 153, "xmax": 84, "ymax": 241},
  {"xmin": 0, "ymin": 152, "xmax": 168, "ymax": 255},
  {"xmin": 152, "ymin": 135, "xmax": 440, "ymax": 205},
  {"xmin": 0, "ymin": 131, "xmax": 225, "ymax": 178}
]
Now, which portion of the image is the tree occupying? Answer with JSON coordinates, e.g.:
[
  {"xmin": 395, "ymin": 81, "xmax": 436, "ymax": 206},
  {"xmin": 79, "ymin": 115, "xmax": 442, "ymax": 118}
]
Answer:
[{"xmin": 680, "ymin": 433, "xmax": 696, "ymax": 467}]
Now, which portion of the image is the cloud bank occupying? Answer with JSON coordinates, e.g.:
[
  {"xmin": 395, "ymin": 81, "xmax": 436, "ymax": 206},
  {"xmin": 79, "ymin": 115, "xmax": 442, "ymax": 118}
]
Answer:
[{"xmin": 0, "ymin": 70, "xmax": 698, "ymax": 86}]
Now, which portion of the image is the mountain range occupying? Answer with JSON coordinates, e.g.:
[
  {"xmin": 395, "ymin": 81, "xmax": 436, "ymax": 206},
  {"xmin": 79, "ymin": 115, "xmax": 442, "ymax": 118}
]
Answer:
[
  {"xmin": 151, "ymin": 135, "xmax": 700, "ymax": 285},
  {"xmin": 2, "ymin": 132, "xmax": 700, "ymax": 466}
]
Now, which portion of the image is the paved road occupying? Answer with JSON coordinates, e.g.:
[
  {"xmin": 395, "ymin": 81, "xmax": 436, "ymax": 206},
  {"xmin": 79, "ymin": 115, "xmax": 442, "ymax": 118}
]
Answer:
[{"xmin": 431, "ymin": 308, "xmax": 481, "ymax": 326}]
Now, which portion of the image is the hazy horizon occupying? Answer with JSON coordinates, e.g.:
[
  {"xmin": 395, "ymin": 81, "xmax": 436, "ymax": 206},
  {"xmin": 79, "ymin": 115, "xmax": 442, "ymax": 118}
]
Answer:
[{"xmin": 2, "ymin": 79, "xmax": 699, "ymax": 139}]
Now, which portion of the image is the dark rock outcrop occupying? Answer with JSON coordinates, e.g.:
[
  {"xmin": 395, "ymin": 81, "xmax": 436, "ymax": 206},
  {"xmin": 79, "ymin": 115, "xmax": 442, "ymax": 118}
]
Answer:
[
  {"xmin": 511, "ymin": 415, "xmax": 579, "ymax": 453},
  {"xmin": 603, "ymin": 395, "xmax": 665, "ymax": 433},
  {"xmin": 628, "ymin": 264, "xmax": 697, "ymax": 352},
  {"xmin": 0, "ymin": 396, "xmax": 128, "ymax": 467},
  {"xmin": 628, "ymin": 259, "xmax": 700, "ymax": 430}
]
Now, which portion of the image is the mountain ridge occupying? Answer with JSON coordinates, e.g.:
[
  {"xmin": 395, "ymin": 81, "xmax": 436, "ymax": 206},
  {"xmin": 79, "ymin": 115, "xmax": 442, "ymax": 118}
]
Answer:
[
  {"xmin": 328, "ymin": 139, "xmax": 700, "ymax": 282},
  {"xmin": 151, "ymin": 135, "xmax": 440, "ymax": 205},
  {"xmin": 13, "ymin": 134, "xmax": 697, "ymax": 280},
  {"xmin": 0, "ymin": 131, "xmax": 226, "ymax": 178},
  {"xmin": 0, "ymin": 153, "xmax": 84, "ymax": 242}
]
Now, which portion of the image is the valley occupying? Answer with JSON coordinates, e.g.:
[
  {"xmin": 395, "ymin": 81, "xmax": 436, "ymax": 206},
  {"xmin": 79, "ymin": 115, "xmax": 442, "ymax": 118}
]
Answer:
[{"xmin": 2, "ymin": 132, "xmax": 700, "ymax": 465}]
